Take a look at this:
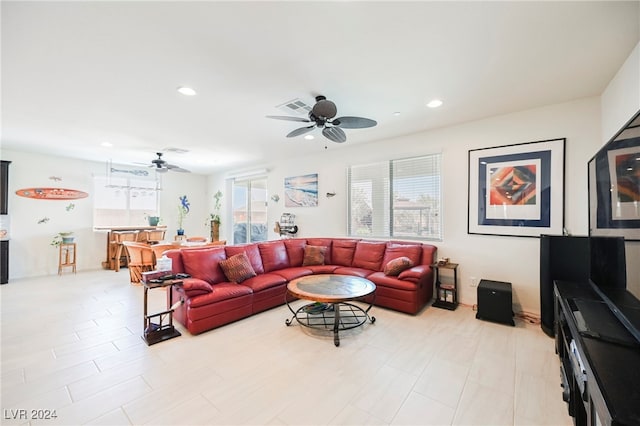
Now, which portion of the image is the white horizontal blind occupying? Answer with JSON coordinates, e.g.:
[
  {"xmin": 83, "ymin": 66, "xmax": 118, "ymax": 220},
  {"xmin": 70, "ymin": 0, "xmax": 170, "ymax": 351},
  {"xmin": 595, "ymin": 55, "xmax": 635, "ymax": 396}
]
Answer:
[
  {"xmin": 392, "ymin": 155, "xmax": 441, "ymax": 240},
  {"xmin": 93, "ymin": 176, "xmax": 159, "ymax": 227},
  {"xmin": 348, "ymin": 161, "xmax": 390, "ymax": 237},
  {"xmin": 348, "ymin": 154, "xmax": 442, "ymax": 240}
]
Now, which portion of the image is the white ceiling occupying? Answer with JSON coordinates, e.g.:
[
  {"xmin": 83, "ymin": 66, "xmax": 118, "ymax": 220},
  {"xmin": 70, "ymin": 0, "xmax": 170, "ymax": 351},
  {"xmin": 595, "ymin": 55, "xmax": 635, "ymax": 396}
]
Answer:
[{"xmin": 2, "ymin": 1, "xmax": 639, "ymax": 175}]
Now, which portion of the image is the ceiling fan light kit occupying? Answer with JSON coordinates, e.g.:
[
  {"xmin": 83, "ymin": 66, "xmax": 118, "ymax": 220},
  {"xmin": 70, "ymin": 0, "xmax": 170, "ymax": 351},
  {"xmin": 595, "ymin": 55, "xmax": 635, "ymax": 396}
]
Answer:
[{"xmin": 267, "ymin": 95, "xmax": 377, "ymax": 143}]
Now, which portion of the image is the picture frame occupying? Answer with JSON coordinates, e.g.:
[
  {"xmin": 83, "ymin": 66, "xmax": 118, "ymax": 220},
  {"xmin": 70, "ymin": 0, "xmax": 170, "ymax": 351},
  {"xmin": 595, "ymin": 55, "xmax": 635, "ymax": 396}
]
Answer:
[
  {"xmin": 588, "ymin": 110, "xmax": 640, "ymax": 241},
  {"xmin": 468, "ymin": 138, "xmax": 565, "ymax": 237},
  {"xmin": 284, "ymin": 173, "xmax": 318, "ymax": 207}
]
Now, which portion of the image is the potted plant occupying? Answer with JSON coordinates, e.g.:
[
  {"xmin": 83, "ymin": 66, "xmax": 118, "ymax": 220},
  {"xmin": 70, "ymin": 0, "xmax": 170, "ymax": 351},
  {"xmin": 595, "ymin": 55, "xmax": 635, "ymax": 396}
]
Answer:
[
  {"xmin": 209, "ymin": 190, "xmax": 223, "ymax": 241},
  {"xmin": 177, "ymin": 195, "xmax": 190, "ymax": 235},
  {"xmin": 51, "ymin": 231, "xmax": 74, "ymax": 246},
  {"xmin": 146, "ymin": 214, "xmax": 161, "ymax": 226}
]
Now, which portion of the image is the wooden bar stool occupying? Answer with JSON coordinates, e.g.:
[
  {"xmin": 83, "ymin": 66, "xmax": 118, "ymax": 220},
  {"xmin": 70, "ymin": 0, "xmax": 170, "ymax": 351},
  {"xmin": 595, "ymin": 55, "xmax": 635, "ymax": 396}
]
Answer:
[{"xmin": 110, "ymin": 231, "xmax": 139, "ymax": 272}]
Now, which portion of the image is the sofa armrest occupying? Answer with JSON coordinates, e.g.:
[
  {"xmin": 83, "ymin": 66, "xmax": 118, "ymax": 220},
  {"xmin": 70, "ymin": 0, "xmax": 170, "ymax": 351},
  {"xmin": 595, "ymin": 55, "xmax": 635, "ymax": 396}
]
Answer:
[
  {"xmin": 181, "ymin": 278, "xmax": 214, "ymax": 297},
  {"xmin": 398, "ymin": 265, "xmax": 432, "ymax": 283}
]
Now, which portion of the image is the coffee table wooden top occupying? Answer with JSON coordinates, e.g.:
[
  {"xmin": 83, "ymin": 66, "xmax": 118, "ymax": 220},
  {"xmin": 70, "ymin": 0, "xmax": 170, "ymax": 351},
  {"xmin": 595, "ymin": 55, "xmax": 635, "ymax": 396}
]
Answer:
[{"xmin": 287, "ymin": 274, "xmax": 376, "ymax": 303}]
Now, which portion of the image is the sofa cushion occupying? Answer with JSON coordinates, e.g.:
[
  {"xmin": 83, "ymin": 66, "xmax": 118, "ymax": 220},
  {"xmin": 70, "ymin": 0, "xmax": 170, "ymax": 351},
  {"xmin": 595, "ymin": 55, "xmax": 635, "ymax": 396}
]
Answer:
[
  {"xmin": 219, "ymin": 252, "xmax": 257, "ymax": 283},
  {"xmin": 306, "ymin": 264, "xmax": 339, "ymax": 274},
  {"xmin": 188, "ymin": 283, "xmax": 253, "ymax": 309},
  {"xmin": 306, "ymin": 238, "xmax": 333, "ymax": 264},
  {"xmin": 352, "ymin": 241, "xmax": 387, "ymax": 271},
  {"xmin": 382, "ymin": 243, "xmax": 422, "ymax": 267},
  {"xmin": 331, "ymin": 239, "xmax": 359, "ymax": 266},
  {"xmin": 284, "ymin": 239, "xmax": 306, "ymax": 267},
  {"xmin": 302, "ymin": 245, "xmax": 327, "ymax": 266},
  {"xmin": 225, "ymin": 244, "xmax": 264, "ymax": 275},
  {"xmin": 240, "ymin": 273, "xmax": 287, "ymax": 293},
  {"xmin": 181, "ymin": 247, "xmax": 227, "ymax": 285},
  {"xmin": 272, "ymin": 267, "xmax": 313, "ymax": 281},
  {"xmin": 367, "ymin": 273, "xmax": 420, "ymax": 295},
  {"xmin": 384, "ymin": 256, "xmax": 414, "ymax": 276},
  {"xmin": 258, "ymin": 241, "xmax": 291, "ymax": 272},
  {"xmin": 333, "ymin": 266, "xmax": 374, "ymax": 278},
  {"xmin": 181, "ymin": 278, "xmax": 214, "ymax": 297}
]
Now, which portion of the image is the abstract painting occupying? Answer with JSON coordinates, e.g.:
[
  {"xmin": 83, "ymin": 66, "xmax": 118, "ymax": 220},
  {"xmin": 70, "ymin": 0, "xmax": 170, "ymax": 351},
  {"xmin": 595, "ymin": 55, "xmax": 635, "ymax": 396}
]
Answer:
[{"xmin": 468, "ymin": 138, "xmax": 565, "ymax": 237}]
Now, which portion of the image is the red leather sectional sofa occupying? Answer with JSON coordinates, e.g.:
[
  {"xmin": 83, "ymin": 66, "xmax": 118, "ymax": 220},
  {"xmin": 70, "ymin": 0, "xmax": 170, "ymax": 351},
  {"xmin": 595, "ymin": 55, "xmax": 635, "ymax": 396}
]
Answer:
[{"xmin": 164, "ymin": 238, "xmax": 437, "ymax": 335}]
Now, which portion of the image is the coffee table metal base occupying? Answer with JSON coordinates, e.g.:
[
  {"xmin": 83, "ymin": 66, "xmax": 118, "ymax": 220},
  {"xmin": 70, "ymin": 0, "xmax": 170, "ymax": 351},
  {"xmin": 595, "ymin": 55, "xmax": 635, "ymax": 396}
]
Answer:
[{"xmin": 286, "ymin": 301, "xmax": 375, "ymax": 347}]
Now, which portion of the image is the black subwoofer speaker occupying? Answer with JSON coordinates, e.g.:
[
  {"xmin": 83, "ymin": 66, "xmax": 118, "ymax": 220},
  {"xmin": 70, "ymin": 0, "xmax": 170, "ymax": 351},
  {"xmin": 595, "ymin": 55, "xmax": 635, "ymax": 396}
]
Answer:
[
  {"xmin": 476, "ymin": 280, "xmax": 515, "ymax": 326},
  {"xmin": 539, "ymin": 235, "xmax": 589, "ymax": 337}
]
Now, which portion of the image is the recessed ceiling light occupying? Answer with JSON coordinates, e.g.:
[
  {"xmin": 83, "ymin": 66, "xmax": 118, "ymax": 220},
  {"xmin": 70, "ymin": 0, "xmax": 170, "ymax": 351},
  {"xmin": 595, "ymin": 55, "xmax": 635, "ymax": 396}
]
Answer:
[
  {"xmin": 177, "ymin": 86, "xmax": 197, "ymax": 96},
  {"xmin": 101, "ymin": 142, "xmax": 113, "ymax": 147},
  {"xmin": 426, "ymin": 99, "xmax": 443, "ymax": 108},
  {"xmin": 393, "ymin": 112, "xmax": 401, "ymax": 116},
  {"xmin": 304, "ymin": 135, "xmax": 314, "ymax": 140}
]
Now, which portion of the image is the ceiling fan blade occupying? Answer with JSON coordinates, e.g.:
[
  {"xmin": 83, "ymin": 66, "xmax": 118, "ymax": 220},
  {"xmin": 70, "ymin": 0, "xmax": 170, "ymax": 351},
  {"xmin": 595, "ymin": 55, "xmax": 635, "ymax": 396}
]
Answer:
[
  {"xmin": 166, "ymin": 163, "xmax": 190, "ymax": 173},
  {"xmin": 322, "ymin": 126, "xmax": 347, "ymax": 143},
  {"xmin": 286, "ymin": 125, "xmax": 316, "ymax": 138},
  {"xmin": 266, "ymin": 115, "xmax": 312, "ymax": 123},
  {"xmin": 334, "ymin": 116, "xmax": 377, "ymax": 129}
]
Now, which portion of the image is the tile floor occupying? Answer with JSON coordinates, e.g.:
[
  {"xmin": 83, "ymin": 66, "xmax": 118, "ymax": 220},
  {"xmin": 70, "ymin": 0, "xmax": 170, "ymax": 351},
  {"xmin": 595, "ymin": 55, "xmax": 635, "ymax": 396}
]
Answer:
[{"xmin": 1, "ymin": 270, "xmax": 573, "ymax": 425}]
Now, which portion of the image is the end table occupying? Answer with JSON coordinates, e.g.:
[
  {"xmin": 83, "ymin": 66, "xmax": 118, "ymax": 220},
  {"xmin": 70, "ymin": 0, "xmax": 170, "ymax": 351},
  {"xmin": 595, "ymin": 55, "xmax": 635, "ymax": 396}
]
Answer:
[
  {"xmin": 143, "ymin": 279, "xmax": 183, "ymax": 345},
  {"xmin": 431, "ymin": 262, "xmax": 459, "ymax": 310}
]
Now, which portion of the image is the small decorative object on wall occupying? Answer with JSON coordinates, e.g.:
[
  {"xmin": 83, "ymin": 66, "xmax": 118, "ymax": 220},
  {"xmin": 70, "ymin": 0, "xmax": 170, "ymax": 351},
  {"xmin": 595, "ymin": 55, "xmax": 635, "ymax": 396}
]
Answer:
[
  {"xmin": 16, "ymin": 188, "xmax": 88, "ymax": 200},
  {"xmin": 468, "ymin": 138, "xmax": 565, "ymax": 237},
  {"xmin": 37, "ymin": 217, "xmax": 50, "ymax": 224},
  {"xmin": 270, "ymin": 194, "xmax": 280, "ymax": 203},
  {"xmin": 66, "ymin": 203, "xmax": 75, "ymax": 211},
  {"xmin": 589, "ymin": 110, "xmax": 640, "ymax": 240},
  {"xmin": 285, "ymin": 173, "xmax": 318, "ymax": 207}
]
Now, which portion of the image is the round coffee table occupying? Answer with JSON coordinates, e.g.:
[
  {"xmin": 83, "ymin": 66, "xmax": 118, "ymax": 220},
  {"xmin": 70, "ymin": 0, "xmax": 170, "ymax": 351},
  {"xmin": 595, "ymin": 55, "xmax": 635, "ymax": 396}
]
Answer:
[{"xmin": 285, "ymin": 274, "xmax": 376, "ymax": 346}]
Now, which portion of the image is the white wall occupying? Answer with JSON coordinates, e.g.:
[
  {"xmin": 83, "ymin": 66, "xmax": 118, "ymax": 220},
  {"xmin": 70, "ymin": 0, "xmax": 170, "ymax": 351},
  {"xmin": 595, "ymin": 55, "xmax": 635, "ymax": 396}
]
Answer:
[
  {"xmin": 213, "ymin": 97, "xmax": 602, "ymax": 315},
  {"xmin": 1, "ymin": 149, "xmax": 209, "ymax": 279},
  {"xmin": 601, "ymin": 40, "xmax": 640, "ymax": 143}
]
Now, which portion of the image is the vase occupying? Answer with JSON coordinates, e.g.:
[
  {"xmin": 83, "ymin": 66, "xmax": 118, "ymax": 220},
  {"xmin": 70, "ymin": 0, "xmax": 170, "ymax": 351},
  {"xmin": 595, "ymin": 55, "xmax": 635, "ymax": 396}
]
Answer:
[
  {"xmin": 177, "ymin": 228, "xmax": 185, "ymax": 236},
  {"xmin": 211, "ymin": 221, "xmax": 220, "ymax": 241},
  {"xmin": 148, "ymin": 216, "xmax": 160, "ymax": 226}
]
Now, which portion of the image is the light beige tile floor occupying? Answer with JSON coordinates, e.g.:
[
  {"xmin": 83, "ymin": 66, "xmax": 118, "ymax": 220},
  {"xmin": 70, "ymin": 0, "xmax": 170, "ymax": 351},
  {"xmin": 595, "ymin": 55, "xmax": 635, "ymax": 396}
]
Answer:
[{"xmin": 1, "ymin": 270, "xmax": 572, "ymax": 425}]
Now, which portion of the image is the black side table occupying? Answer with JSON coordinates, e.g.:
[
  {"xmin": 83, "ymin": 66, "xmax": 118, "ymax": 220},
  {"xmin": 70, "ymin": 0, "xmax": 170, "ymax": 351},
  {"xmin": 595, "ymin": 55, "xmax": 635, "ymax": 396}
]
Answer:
[
  {"xmin": 431, "ymin": 263, "xmax": 458, "ymax": 310},
  {"xmin": 143, "ymin": 279, "xmax": 183, "ymax": 345}
]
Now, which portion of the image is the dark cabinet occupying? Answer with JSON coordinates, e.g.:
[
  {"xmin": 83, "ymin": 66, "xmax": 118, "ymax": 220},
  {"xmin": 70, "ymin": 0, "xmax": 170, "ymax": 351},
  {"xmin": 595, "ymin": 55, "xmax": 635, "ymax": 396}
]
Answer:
[
  {"xmin": 0, "ymin": 160, "xmax": 9, "ymax": 214},
  {"xmin": 1, "ymin": 160, "xmax": 10, "ymax": 284}
]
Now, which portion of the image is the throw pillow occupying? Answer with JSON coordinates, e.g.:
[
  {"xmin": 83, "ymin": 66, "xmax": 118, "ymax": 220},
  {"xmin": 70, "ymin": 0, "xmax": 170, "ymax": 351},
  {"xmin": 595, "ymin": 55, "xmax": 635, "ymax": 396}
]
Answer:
[
  {"xmin": 302, "ymin": 245, "xmax": 327, "ymax": 266},
  {"xmin": 384, "ymin": 256, "xmax": 414, "ymax": 276},
  {"xmin": 219, "ymin": 252, "xmax": 257, "ymax": 283}
]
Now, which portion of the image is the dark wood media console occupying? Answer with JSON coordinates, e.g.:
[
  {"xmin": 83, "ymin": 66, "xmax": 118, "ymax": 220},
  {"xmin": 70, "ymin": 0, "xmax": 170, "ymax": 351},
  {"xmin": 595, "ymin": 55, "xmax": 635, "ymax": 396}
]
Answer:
[{"xmin": 554, "ymin": 280, "xmax": 640, "ymax": 426}]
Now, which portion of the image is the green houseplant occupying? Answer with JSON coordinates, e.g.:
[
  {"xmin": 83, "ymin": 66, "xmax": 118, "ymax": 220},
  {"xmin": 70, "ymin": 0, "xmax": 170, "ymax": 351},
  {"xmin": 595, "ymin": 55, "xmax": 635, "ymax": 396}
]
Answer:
[
  {"xmin": 51, "ymin": 231, "xmax": 74, "ymax": 246},
  {"xmin": 209, "ymin": 190, "xmax": 222, "ymax": 241}
]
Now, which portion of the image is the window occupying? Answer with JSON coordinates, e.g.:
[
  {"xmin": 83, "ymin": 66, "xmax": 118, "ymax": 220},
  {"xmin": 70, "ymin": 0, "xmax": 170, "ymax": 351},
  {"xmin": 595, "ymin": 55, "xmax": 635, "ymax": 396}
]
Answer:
[
  {"xmin": 348, "ymin": 154, "xmax": 442, "ymax": 240},
  {"xmin": 232, "ymin": 177, "xmax": 268, "ymax": 244},
  {"xmin": 93, "ymin": 176, "xmax": 159, "ymax": 227}
]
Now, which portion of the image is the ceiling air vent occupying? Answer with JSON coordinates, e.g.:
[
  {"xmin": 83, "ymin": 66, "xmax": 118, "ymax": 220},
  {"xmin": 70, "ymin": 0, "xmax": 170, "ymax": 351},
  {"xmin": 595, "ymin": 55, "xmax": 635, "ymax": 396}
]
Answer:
[
  {"xmin": 163, "ymin": 147, "xmax": 189, "ymax": 154},
  {"xmin": 276, "ymin": 98, "xmax": 312, "ymax": 116}
]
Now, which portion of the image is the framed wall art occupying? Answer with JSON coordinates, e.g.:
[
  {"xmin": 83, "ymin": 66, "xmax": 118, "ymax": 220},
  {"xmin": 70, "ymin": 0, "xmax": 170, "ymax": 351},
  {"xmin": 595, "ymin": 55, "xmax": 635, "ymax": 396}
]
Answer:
[
  {"xmin": 284, "ymin": 173, "xmax": 318, "ymax": 207},
  {"xmin": 468, "ymin": 138, "xmax": 565, "ymax": 237},
  {"xmin": 589, "ymin": 110, "xmax": 640, "ymax": 240}
]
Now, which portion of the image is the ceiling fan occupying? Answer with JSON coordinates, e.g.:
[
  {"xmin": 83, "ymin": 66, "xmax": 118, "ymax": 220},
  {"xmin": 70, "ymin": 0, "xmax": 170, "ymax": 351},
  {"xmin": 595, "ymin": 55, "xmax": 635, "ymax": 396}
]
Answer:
[
  {"xmin": 266, "ymin": 95, "xmax": 377, "ymax": 143},
  {"xmin": 149, "ymin": 152, "xmax": 190, "ymax": 173}
]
